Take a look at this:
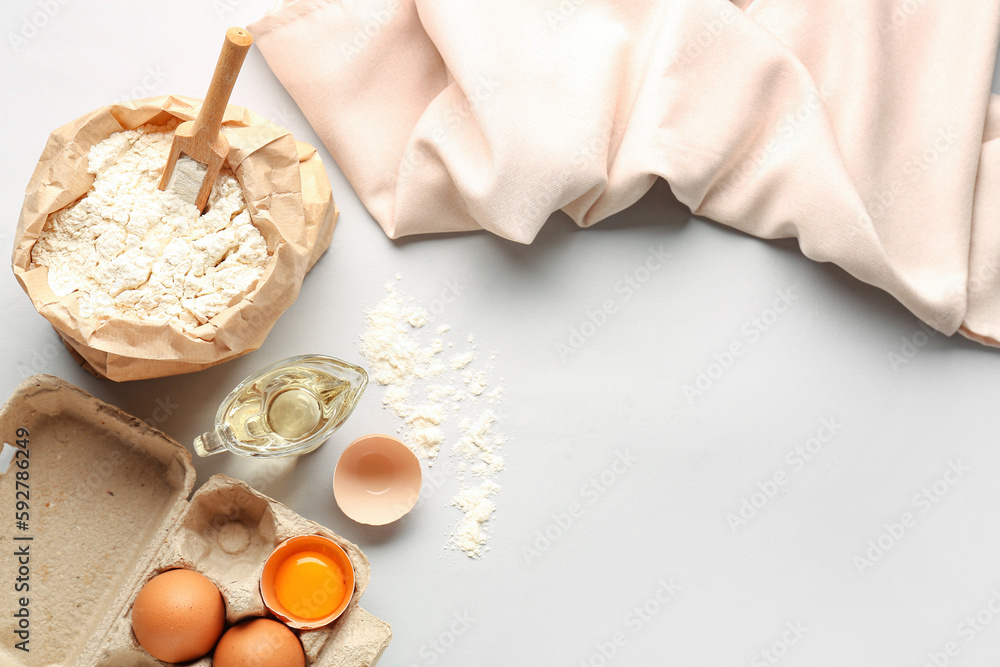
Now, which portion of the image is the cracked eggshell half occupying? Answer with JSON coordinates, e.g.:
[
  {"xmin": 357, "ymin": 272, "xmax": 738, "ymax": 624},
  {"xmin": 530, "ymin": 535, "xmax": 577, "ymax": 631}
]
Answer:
[{"xmin": 333, "ymin": 434, "xmax": 422, "ymax": 526}]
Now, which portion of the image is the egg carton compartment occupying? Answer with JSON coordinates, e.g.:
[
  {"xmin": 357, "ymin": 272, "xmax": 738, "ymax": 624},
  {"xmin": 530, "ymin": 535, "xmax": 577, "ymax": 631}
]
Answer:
[
  {"xmin": 0, "ymin": 376, "xmax": 391, "ymax": 666},
  {"xmin": 107, "ymin": 476, "xmax": 383, "ymax": 665},
  {"xmin": 94, "ymin": 647, "xmax": 161, "ymax": 667},
  {"xmin": 174, "ymin": 480, "xmax": 278, "ymax": 622}
]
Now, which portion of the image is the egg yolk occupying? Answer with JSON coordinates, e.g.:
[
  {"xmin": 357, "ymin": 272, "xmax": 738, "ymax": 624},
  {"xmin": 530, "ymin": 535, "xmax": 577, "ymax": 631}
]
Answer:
[{"xmin": 274, "ymin": 550, "xmax": 346, "ymax": 620}]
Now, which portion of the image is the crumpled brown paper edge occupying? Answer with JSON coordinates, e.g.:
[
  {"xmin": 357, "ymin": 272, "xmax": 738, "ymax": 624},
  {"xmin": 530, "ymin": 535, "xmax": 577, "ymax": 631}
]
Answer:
[{"xmin": 12, "ymin": 95, "xmax": 337, "ymax": 381}]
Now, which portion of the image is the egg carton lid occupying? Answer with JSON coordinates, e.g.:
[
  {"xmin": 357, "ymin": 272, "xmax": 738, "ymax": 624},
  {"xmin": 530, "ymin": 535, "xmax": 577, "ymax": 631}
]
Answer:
[{"xmin": 0, "ymin": 375, "xmax": 391, "ymax": 666}]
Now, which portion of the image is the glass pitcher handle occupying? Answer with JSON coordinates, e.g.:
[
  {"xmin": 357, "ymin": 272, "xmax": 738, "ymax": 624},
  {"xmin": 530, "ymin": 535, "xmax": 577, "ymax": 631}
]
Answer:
[{"xmin": 193, "ymin": 428, "xmax": 231, "ymax": 457}]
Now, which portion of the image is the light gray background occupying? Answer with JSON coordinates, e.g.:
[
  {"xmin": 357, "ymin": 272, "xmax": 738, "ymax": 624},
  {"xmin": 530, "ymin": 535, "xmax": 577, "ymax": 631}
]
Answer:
[{"xmin": 2, "ymin": 2, "xmax": 1000, "ymax": 665}]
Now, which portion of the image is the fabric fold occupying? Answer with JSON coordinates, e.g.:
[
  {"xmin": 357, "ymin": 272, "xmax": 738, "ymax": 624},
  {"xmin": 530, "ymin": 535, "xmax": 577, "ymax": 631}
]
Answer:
[{"xmin": 250, "ymin": 0, "xmax": 1000, "ymax": 345}]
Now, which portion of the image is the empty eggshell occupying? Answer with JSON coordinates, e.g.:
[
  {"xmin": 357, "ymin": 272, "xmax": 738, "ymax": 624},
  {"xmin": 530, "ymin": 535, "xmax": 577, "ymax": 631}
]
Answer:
[
  {"xmin": 334, "ymin": 434, "xmax": 422, "ymax": 525},
  {"xmin": 213, "ymin": 618, "xmax": 305, "ymax": 667},
  {"xmin": 130, "ymin": 568, "xmax": 226, "ymax": 663}
]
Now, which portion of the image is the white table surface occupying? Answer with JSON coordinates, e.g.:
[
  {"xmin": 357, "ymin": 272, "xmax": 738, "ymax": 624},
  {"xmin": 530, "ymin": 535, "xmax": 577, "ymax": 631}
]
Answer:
[{"xmin": 3, "ymin": 3, "xmax": 1000, "ymax": 665}]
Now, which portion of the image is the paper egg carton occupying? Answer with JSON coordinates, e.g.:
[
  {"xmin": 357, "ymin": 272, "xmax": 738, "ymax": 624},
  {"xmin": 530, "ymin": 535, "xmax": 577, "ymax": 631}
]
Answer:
[{"xmin": 0, "ymin": 375, "xmax": 391, "ymax": 666}]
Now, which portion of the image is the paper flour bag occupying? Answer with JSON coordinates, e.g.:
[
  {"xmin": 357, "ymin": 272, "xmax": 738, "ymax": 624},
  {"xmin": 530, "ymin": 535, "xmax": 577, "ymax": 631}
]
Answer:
[{"xmin": 11, "ymin": 96, "xmax": 338, "ymax": 381}]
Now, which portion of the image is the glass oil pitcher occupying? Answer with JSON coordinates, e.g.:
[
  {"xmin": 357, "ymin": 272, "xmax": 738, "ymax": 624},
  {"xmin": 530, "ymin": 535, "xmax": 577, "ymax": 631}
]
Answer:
[{"xmin": 194, "ymin": 355, "xmax": 368, "ymax": 458}]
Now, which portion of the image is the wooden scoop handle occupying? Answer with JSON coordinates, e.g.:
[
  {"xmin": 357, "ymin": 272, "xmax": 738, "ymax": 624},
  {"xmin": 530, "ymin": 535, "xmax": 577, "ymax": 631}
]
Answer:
[
  {"xmin": 157, "ymin": 27, "xmax": 253, "ymax": 210},
  {"xmin": 192, "ymin": 27, "xmax": 253, "ymax": 142}
]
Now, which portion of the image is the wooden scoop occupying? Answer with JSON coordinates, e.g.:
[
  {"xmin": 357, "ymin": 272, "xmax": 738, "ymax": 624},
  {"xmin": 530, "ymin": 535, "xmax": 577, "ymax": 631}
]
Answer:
[{"xmin": 158, "ymin": 27, "xmax": 253, "ymax": 212}]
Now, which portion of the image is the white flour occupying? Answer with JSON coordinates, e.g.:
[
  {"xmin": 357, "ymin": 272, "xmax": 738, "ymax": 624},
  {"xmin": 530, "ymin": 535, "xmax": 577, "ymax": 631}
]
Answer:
[
  {"xmin": 450, "ymin": 481, "xmax": 502, "ymax": 558},
  {"xmin": 167, "ymin": 154, "xmax": 208, "ymax": 205},
  {"xmin": 31, "ymin": 125, "xmax": 269, "ymax": 331},
  {"xmin": 359, "ymin": 279, "xmax": 506, "ymax": 558}
]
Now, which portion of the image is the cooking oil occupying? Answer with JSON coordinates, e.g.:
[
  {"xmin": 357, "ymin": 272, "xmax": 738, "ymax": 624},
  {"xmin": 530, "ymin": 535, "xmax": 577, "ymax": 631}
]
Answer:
[{"xmin": 194, "ymin": 355, "xmax": 368, "ymax": 458}]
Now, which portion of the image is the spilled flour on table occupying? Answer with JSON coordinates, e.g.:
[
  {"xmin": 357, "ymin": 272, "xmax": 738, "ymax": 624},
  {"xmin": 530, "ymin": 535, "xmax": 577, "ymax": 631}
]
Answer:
[{"xmin": 359, "ymin": 278, "xmax": 505, "ymax": 558}]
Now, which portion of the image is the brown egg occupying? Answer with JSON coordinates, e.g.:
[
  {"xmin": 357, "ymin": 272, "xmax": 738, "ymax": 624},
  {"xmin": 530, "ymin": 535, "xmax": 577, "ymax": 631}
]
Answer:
[
  {"xmin": 130, "ymin": 569, "xmax": 226, "ymax": 663},
  {"xmin": 213, "ymin": 618, "xmax": 306, "ymax": 667}
]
